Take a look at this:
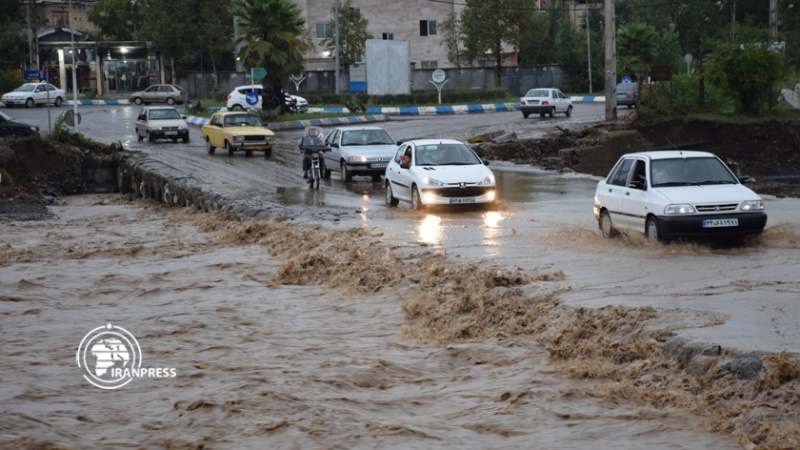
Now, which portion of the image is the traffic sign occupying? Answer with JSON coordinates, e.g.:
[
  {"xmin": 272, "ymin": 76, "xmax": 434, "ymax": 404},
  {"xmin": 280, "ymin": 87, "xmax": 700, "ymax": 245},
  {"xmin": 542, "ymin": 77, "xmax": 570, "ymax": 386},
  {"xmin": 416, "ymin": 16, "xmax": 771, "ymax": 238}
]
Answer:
[
  {"xmin": 245, "ymin": 91, "xmax": 259, "ymax": 106},
  {"xmin": 432, "ymin": 69, "xmax": 446, "ymax": 83},
  {"xmin": 621, "ymin": 76, "xmax": 631, "ymax": 83},
  {"xmin": 251, "ymin": 67, "xmax": 267, "ymax": 79},
  {"xmin": 24, "ymin": 70, "xmax": 46, "ymax": 81}
]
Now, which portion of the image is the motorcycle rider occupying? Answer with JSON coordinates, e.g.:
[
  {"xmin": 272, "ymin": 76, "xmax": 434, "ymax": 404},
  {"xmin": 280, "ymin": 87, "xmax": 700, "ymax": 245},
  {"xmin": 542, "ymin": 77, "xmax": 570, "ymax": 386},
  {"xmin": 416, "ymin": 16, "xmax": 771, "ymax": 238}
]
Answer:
[{"xmin": 299, "ymin": 127, "xmax": 326, "ymax": 180}]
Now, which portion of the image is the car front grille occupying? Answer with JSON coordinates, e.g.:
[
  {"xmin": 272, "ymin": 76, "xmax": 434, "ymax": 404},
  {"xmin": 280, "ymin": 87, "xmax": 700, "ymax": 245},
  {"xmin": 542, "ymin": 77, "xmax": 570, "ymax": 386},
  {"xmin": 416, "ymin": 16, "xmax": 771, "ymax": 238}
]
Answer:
[
  {"xmin": 244, "ymin": 135, "xmax": 268, "ymax": 142},
  {"xmin": 695, "ymin": 203, "xmax": 739, "ymax": 212},
  {"xmin": 426, "ymin": 187, "xmax": 492, "ymax": 198},
  {"xmin": 163, "ymin": 126, "xmax": 181, "ymax": 131}
]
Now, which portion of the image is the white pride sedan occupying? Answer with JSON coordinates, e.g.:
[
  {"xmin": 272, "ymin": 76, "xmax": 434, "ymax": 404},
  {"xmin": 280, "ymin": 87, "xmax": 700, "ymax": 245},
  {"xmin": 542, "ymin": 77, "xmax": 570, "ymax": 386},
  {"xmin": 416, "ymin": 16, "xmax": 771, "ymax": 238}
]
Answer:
[
  {"xmin": 384, "ymin": 139, "xmax": 496, "ymax": 210},
  {"xmin": 1, "ymin": 82, "xmax": 66, "ymax": 108},
  {"xmin": 593, "ymin": 150, "xmax": 767, "ymax": 242}
]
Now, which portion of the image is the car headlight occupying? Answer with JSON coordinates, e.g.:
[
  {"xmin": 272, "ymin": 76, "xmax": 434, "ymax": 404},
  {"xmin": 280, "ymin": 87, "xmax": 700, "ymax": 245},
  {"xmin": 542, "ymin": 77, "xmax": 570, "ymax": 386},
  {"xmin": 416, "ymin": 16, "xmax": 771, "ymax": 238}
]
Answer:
[
  {"xmin": 232, "ymin": 135, "xmax": 245, "ymax": 142},
  {"xmin": 664, "ymin": 204, "xmax": 696, "ymax": 215},
  {"xmin": 347, "ymin": 156, "xmax": 367, "ymax": 163},
  {"xmin": 423, "ymin": 177, "xmax": 446, "ymax": 187},
  {"xmin": 29, "ymin": 126, "xmax": 39, "ymax": 132},
  {"xmin": 477, "ymin": 175, "xmax": 495, "ymax": 185},
  {"xmin": 740, "ymin": 200, "xmax": 764, "ymax": 211}
]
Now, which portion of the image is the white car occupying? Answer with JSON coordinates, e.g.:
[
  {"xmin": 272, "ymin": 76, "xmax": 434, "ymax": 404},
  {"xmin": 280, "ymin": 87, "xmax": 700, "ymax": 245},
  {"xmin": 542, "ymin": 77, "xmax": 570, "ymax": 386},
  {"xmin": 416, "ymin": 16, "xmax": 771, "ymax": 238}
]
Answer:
[
  {"xmin": 519, "ymin": 88, "xmax": 572, "ymax": 118},
  {"xmin": 324, "ymin": 125, "xmax": 398, "ymax": 182},
  {"xmin": 384, "ymin": 139, "xmax": 497, "ymax": 209},
  {"xmin": 226, "ymin": 84, "xmax": 308, "ymax": 113},
  {"xmin": 135, "ymin": 106, "xmax": 189, "ymax": 143},
  {"xmin": 593, "ymin": 151, "xmax": 767, "ymax": 242},
  {"xmin": 2, "ymin": 83, "xmax": 65, "ymax": 108}
]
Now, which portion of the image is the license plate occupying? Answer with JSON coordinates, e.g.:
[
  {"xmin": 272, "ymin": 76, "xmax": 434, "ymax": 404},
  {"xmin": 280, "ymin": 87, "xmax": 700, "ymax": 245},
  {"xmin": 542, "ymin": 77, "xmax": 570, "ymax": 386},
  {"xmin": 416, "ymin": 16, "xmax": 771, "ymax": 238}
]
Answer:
[
  {"xmin": 165, "ymin": 131, "xmax": 177, "ymax": 136},
  {"xmin": 370, "ymin": 163, "xmax": 387, "ymax": 169},
  {"xmin": 449, "ymin": 198, "xmax": 476, "ymax": 204},
  {"xmin": 702, "ymin": 218, "xmax": 739, "ymax": 228}
]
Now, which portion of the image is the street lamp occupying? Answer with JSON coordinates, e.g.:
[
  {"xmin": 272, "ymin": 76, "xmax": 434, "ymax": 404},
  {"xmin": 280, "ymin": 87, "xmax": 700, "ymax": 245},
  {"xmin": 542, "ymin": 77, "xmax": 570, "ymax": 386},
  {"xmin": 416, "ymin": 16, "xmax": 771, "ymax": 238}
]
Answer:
[
  {"xmin": 69, "ymin": 0, "xmax": 79, "ymax": 132},
  {"xmin": 335, "ymin": 0, "xmax": 340, "ymax": 94}
]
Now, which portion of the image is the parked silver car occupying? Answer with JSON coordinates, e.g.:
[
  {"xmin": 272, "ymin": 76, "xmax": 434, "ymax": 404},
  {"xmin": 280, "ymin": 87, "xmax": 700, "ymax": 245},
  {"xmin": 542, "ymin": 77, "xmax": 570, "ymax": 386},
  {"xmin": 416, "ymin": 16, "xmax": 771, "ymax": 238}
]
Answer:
[
  {"xmin": 135, "ymin": 106, "xmax": 189, "ymax": 143},
  {"xmin": 130, "ymin": 84, "xmax": 188, "ymax": 105}
]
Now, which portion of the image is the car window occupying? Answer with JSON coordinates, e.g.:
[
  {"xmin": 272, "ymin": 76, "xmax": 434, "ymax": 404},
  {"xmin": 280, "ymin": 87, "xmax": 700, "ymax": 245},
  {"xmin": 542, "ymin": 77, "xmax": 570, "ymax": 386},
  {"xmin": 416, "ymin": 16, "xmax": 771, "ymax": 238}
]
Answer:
[
  {"xmin": 525, "ymin": 89, "xmax": 550, "ymax": 98},
  {"xmin": 210, "ymin": 115, "xmax": 221, "ymax": 126},
  {"xmin": 325, "ymin": 130, "xmax": 339, "ymax": 145},
  {"xmin": 415, "ymin": 143, "xmax": 481, "ymax": 166},
  {"xmin": 149, "ymin": 109, "xmax": 181, "ymax": 120},
  {"xmin": 630, "ymin": 159, "xmax": 647, "ymax": 189},
  {"xmin": 608, "ymin": 158, "xmax": 634, "ymax": 187},
  {"xmin": 225, "ymin": 114, "xmax": 262, "ymax": 127},
  {"xmin": 651, "ymin": 157, "xmax": 738, "ymax": 187},
  {"xmin": 138, "ymin": 110, "xmax": 147, "ymax": 120},
  {"xmin": 394, "ymin": 147, "xmax": 406, "ymax": 163}
]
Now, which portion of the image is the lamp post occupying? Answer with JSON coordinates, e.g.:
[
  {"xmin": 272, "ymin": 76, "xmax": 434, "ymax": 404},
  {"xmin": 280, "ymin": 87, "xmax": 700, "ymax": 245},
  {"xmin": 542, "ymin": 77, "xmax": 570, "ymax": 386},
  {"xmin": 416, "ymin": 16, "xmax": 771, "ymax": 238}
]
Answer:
[
  {"xmin": 69, "ymin": 0, "xmax": 79, "ymax": 132},
  {"xmin": 335, "ymin": 0, "xmax": 340, "ymax": 95}
]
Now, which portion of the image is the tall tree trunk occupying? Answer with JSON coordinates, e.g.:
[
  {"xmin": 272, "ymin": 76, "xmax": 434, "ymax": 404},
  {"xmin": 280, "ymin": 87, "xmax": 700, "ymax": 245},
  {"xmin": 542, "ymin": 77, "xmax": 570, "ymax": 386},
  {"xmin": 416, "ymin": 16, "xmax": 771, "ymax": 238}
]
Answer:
[{"xmin": 494, "ymin": 42, "xmax": 502, "ymax": 88}]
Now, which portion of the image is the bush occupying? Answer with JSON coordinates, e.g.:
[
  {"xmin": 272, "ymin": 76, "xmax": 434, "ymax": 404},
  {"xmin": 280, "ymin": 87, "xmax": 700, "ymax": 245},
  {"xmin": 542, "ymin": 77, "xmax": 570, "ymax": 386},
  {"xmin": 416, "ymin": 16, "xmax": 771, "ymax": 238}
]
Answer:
[
  {"xmin": 0, "ymin": 70, "xmax": 22, "ymax": 96},
  {"xmin": 644, "ymin": 74, "xmax": 733, "ymax": 116}
]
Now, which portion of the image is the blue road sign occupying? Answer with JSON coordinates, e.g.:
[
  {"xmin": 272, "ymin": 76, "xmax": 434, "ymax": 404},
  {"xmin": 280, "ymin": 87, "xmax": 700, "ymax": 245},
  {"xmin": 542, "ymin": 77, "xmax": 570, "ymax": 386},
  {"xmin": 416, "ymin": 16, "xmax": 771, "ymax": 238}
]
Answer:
[
  {"xmin": 245, "ymin": 91, "xmax": 259, "ymax": 106},
  {"xmin": 24, "ymin": 70, "xmax": 46, "ymax": 81},
  {"xmin": 621, "ymin": 76, "xmax": 632, "ymax": 83}
]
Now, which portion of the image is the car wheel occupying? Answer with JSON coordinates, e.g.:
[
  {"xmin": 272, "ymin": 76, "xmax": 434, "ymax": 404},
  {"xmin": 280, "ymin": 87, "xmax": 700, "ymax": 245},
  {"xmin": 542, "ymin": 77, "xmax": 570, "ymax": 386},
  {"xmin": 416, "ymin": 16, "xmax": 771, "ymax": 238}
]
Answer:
[
  {"xmin": 136, "ymin": 130, "xmax": 143, "ymax": 142},
  {"xmin": 264, "ymin": 147, "xmax": 272, "ymax": 159},
  {"xmin": 231, "ymin": 104, "xmax": 244, "ymax": 111},
  {"xmin": 206, "ymin": 137, "xmax": 215, "ymax": 154},
  {"xmin": 167, "ymin": 98, "xmax": 175, "ymax": 105},
  {"xmin": 539, "ymin": 112, "xmax": 545, "ymax": 118},
  {"xmin": 522, "ymin": 112, "xmax": 530, "ymax": 118},
  {"xmin": 385, "ymin": 181, "xmax": 399, "ymax": 207},
  {"xmin": 341, "ymin": 161, "xmax": 353, "ymax": 182},
  {"xmin": 147, "ymin": 132, "xmax": 154, "ymax": 143},
  {"xmin": 371, "ymin": 174, "xmax": 382, "ymax": 182},
  {"xmin": 54, "ymin": 97, "xmax": 63, "ymax": 107},
  {"xmin": 182, "ymin": 137, "xmax": 189, "ymax": 143},
  {"xmin": 245, "ymin": 150, "xmax": 253, "ymax": 157},
  {"xmin": 133, "ymin": 97, "xmax": 143, "ymax": 105},
  {"xmin": 599, "ymin": 210, "xmax": 618, "ymax": 238},
  {"xmin": 226, "ymin": 141, "xmax": 235, "ymax": 156},
  {"xmin": 172, "ymin": 138, "xmax": 178, "ymax": 143},
  {"xmin": 565, "ymin": 105, "xmax": 572, "ymax": 117},
  {"xmin": 323, "ymin": 168, "xmax": 332, "ymax": 179},
  {"xmin": 411, "ymin": 185, "xmax": 424, "ymax": 210},
  {"xmin": 646, "ymin": 216, "xmax": 664, "ymax": 243},
  {"xmin": 548, "ymin": 107, "xmax": 555, "ymax": 118},
  {"xmin": 25, "ymin": 98, "xmax": 34, "ymax": 108}
]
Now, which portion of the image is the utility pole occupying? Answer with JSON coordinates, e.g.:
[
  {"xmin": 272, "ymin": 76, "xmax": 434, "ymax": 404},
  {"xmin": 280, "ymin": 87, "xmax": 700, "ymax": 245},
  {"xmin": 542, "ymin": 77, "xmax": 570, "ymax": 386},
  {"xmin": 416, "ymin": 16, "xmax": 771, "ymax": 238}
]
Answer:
[
  {"xmin": 730, "ymin": 0, "xmax": 736, "ymax": 42},
  {"xmin": 69, "ymin": 0, "xmax": 79, "ymax": 132},
  {"xmin": 335, "ymin": 0, "xmax": 340, "ymax": 95},
  {"xmin": 604, "ymin": 0, "xmax": 616, "ymax": 120},
  {"xmin": 769, "ymin": 0, "xmax": 778, "ymax": 41},
  {"xmin": 585, "ymin": 10, "xmax": 592, "ymax": 94},
  {"xmin": 26, "ymin": 0, "xmax": 33, "ymax": 70}
]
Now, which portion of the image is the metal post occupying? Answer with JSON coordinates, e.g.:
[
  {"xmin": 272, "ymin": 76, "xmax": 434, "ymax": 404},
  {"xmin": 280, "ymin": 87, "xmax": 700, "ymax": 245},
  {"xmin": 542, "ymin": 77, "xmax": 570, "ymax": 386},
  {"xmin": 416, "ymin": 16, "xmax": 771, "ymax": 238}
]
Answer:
[
  {"xmin": 586, "ymin": 10, "xmax": 592, "ymax": 94},
  {"xmin": 69, "ymin": 0, "xmax": 79, "ymax": 132},
  {"xmin": 604, "ymin": 0, "xmax": 616, "ymax": 120},
  {"xmin": 769, "ymin": 0, "xmax": 778, "ymax": 41},
  {"xmin": 26, "ymin": 0, "xmax": 33, "ymax": 70},
  {"xmin": 335, "ymin": 0, "xmax": 340, "ymax": 95}
]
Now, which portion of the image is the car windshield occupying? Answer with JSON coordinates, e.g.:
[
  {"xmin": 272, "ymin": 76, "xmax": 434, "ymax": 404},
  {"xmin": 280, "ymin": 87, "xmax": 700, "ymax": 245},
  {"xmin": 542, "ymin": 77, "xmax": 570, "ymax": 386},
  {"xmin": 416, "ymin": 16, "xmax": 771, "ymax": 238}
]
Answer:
[
  {"xmin": 524, "ymin": 89, "xmax": 550, "ymax": 98},
  {"xmin": 414, "ymin": 143, "xmax": 482, "ymax": 166},
  {"xmin": 650, "ymin": 157, "xmax": 739, "ymax": 187},
  {"xmin": 149, "ymin": 109, "xmax": 182, "ymax": 120},
  {"xmin": 341, "ymin": 129, "xmax": 394, "ymax": 146},
  {"xmin": 15, "ymin": 84, "xmax": 36, "ymax": 92},
  {"xmin": 225, "ymin": 114, "xmax": 262, "ymax": 127}
]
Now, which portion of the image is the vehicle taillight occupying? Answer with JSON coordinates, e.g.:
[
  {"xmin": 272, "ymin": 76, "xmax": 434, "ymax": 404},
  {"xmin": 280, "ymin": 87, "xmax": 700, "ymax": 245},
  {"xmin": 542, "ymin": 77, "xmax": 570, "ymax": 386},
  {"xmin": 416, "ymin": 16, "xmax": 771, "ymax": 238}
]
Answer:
[
  {"xmin": 541, "ymin": 101, "xmax": 549, "ymax": 105},
  {"xmin": 627, "ymin": 93, "xmax": 634, "ymax": 98},
  {"xmin": 521, "ymin": 100, "xmax": 526, "ymax": 105},
  {"xmin": 227, "ymin": 94, "xmax": 231, "ymax": 99}
]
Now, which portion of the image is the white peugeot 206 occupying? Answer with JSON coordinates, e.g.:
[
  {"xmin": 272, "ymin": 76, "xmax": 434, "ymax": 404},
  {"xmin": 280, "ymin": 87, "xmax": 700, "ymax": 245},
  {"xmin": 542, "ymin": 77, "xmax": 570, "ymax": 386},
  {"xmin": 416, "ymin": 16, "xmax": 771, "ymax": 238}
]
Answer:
[
  {"xmin": 594, "ymin": 150, "xmax": 767, "ymax": 242},
  {"xmin": 384, "ymin": 139, "xmax": 496, "ymax": 210}
]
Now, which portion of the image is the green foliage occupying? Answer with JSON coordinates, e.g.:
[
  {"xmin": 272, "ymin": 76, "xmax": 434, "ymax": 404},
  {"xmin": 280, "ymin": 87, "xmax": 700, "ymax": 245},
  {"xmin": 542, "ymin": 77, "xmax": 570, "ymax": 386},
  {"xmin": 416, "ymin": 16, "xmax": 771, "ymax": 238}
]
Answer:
[
  {"xmin": 321, "ymin": 0, "xmax": 372, "ymax": 69},
  {"xmin": 0, "ymin": 0, "xmax": 27, "ymax": 68},
  {"xmin": 341, "ymin": 94, "xmax": 365, "ymax": 113},
  {"xmin": 186, "ymin": 100, "xmax": 206, "ymax": 115},
  {"xmin": 88, "ymin": 0, "xmax": 144, "ymax": 40},
  {"xmin": 439, "ymin": 13, "xmax": 469, "ymax": 69},
  {"xmin": 645, "ymin": 74, "xmax": 732, "ymax": 116},
  {"xmin": 706, "ymin": 43, "xmax": 787, "ymax": 114},
  {"xmin": 0, "ymin": 71, "xmax": 22, "ymax": 96},
  {"xmin": 48, "ymin": 112, "xmax": 98, "ymax": 148}
]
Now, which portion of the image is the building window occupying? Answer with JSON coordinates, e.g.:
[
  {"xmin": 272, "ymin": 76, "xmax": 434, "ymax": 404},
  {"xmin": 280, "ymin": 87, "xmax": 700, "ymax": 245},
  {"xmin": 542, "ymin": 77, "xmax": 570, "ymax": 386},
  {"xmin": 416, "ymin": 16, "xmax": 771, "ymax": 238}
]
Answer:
[
  {"xmin": 421, "ymin": 60, "xmax": 438, "ymax": 69},
  {"xmin": 382, "ymin": 33, "xmax": 394, "ymax": 40},
  {"xmin": 419, "ymin": 20, "xmax": 437, "ymax": 36},
  {"xmin": 315, "ymin": 22, "xmax": 331, "ymax": 39}
]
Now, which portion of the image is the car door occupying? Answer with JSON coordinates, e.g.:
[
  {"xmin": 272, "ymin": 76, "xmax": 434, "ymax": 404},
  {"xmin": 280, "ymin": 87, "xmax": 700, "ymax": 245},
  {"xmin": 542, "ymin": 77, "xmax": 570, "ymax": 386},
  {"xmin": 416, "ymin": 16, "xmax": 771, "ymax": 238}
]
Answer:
[
  {"xmin": 33, "ymin": 84, "xmax": 46, "ymax": 105},
  {"xmin": 597, "ymin": 157, "xmax": 634, "ymax": 231},
  {"xmin": 325, "ymin": 129, "xmax": 342, "ymax": 169},
  {"xmin": 388, "ymin": 144, "xmax": 414, "ymax": 201},
  {"xmin": 142, "ymin": 86, "xmax": 159, "ymax": 103},
  {"xmin": 555, "ymin": 90, "xmax": 567, "ymax": 113},
  {"xmin": 135, "ymin": 109, "xmax": 147, "ymax": 137},
  {"xmin": 204, "ymin": 114, "xmax": 224, "ymax": 147},
  {"xmin": 620, "ymin": 158, "xmax": 651, "ymax": 232}
]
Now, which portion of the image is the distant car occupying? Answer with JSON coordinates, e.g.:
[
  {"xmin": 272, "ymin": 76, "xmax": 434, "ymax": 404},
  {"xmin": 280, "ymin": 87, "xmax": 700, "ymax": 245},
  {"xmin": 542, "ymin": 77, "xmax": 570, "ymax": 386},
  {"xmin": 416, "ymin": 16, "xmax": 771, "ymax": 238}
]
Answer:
[
  {"xmin": 323, "ymin": 125, "xmax": 398, "ymax": 182},
  {"xmin": 593, "ymin": 151, "xmax": 767, "ymax": 242},
  {"xmin": 384, "ymin": 139, "xmax": 496, "ymax": 209},
  {"xmin": 200, "ymin": 111, "xmax": 275, "ymax": 158},
  {"xmin": 616, "ymin": 82, "xmax": 639, "ymax": 108},
  {"xmin": 519, "ymin": 88, "xmax": 572, "ymax": 118},
  {"xmin": 0, "ymin": 110, "xmax": 39, "ymax": 137},
  {"xmin": 226, "ymin": 84, "xmax": 308, "ymax": 113},
  {"xmin": 130, "ymin": 84, "xmax": 188, "ymax": 105},
  {"xmin": 135, "ymin": 106, "xmax": 189, "ymax": 143},
  {"xmin": 1, "ymin": 82, "xmax": 65, "ymax": 108}
]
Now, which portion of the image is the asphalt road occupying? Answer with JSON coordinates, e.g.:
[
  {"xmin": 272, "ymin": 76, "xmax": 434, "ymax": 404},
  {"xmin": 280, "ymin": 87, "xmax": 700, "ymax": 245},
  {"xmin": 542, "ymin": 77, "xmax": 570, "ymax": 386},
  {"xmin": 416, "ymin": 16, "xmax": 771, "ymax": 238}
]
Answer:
[{"xmin": 6, "ymin": 102, "xmax": 800, "ymax": 354}]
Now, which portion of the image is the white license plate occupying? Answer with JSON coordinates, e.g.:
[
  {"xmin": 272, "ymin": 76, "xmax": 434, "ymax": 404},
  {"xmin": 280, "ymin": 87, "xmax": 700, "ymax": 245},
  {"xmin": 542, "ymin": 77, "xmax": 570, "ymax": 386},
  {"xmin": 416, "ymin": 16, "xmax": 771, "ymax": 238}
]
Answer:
[
  {"xmin": 370, "ymin": 163, "xmax": 387, "ymax": 169},
  {"xmin": 702, "ymin": 218, "xmax": 739, "ymax": 228},
  {"xmin": 449, "ymin": 198, "xmax": 476, "ymax": 204},
  {"xmin": 165, "ymin": 131, "xmax": 177, "ymax": 136}
]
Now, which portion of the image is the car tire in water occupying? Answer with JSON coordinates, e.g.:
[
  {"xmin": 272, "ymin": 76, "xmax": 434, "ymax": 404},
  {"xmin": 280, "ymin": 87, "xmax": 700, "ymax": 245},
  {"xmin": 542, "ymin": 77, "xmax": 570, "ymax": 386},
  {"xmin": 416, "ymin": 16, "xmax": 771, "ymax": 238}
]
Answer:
[
  {"xmin": 599, "ymin": 211, "xmax": 618, "ymax": 238},
  {"xmin": 341, "ymin": 161, "xmax": 353, "ymax": 182},
  {"xmin": 167, "ymin": 98, "xmax": 175, "ymax": 105},
  {"xmin": 54, "ymin": 97, "xmax": 63, "ymax": 107},
  {"xmin": 133, "ymin": 97, "xmax": 143, "ymax": 105},
  {"xmin": 182, "ymin": 137, "xmax": 189, "ymax": 143},
  {"xmin": 264, "ymin": 148, "xmax": 272, "ymax": 159},
  {"xmin": 522, "ymin": 112, "xmax": 530, "ymax": 118},
  {"xmin": 411, "ymin": 185, "xmax": 424, "ymax": 210},
  {"xmin": 226, "ymin": 141, "xmax": 235, "ymax": 156},
  {"xmin": 385, "ymin": 182, "xmax": 399, "ymax": 207},
  {"xmin": 206, "ymin": 138, "xmax": 215, "ymax": 154},
  {"xmin": 565, "ymin": 105, "xmax": 572, "ymax": 117},
  {"xmin": 323, "ymin": 168, "xmax": 332, "ymax": 179},
  {"xmin": 25, "ymin": 98, "xmax": 34, "ymax": 108},
  {"xmin": 539, "ymin": 112, "xmax": 545, "ymax": 118},
  {"xmin": 549, "ymin": 107, "xmax": 555, "ymax": 118},
  {"xmin": 147, "ymin": 132, "xmax": 154, "ymax": 143},
  {"xmin": 646, "ymin": 216, "xmax": 664, "ymax": 243},
  {"xmin": 136, "ymin": 130, "xmax": 143, "ymax": 142}
]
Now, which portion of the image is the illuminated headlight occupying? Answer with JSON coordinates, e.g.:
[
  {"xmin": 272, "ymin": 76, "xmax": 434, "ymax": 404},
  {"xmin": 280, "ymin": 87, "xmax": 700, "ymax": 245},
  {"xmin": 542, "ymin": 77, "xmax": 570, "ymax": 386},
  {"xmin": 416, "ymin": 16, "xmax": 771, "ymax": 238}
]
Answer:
[
  {"xmin": 740, "ymin": 200, "xmax": 764, "ymax": 211},
  {"xmin": 664, "ymin": 204, "xmax": 695, "ymax": 215},
  {"xmin": 477, "ymin": 175, "xmax": 495, "ymax": 186},
  {"xmin": 423, "ymin": 177, "xmax": 446, "ymax": 187},
  {"xmin": 423, "ymin": 192, "xmax": 437, "ymax": 203},
  {"xmin": 487, "ymin": 190, "xmax": 496, "ymax": 201},
  {"xmin": 30, "ymin": 126, "xmax": 39, "ymax": 132},
  {"xmin": 348, "ymin": 155, "xmax": 367, "ymax": 162}
]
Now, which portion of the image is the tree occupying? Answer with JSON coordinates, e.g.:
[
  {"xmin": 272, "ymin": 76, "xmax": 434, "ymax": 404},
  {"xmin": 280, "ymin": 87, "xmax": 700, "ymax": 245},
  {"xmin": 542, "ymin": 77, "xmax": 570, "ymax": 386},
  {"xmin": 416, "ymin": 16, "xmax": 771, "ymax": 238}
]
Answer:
[
  {"xmin": 321, "ymin": 0, "xmax": 372, "ymax": 70},
  {"xmin": 88, "ymin": 0, "xmax": 144, "ymax": 41},
  {"xmin": 460, "ymin": 0, "xmax": 533, "ymax": 88},
  {"xmin": 198, "ymin": 0, "xmax": 234, "ymax": 91},
  {"xmin": 439, "ymin": 12, "xmax": 469, "ymax": 69},
  {"xmin": 617, "ymin": 23, "xmax": 658, "ymax": 86},
  {"xmin": 233, "ymin": 0, "xmax": 310, "ymax": 106},
  {"xmin": 706, "ymin": 43, "xmax": 786, "ymax": 114},
  {"xmin": 0, "ymin": 0, "xmax": 26, "ymax": 69},
  {"xmin": 139, "ymin": 0, "xmax": 194, "ymax": 84}
]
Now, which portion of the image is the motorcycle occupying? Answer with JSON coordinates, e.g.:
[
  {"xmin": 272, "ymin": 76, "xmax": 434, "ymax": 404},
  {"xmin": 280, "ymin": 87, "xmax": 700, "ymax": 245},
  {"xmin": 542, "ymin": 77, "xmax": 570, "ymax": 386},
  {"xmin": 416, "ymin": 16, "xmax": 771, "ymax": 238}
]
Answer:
[{"xmin": 299, "ymin": 126, "xmax": 329, "ymax": 190}]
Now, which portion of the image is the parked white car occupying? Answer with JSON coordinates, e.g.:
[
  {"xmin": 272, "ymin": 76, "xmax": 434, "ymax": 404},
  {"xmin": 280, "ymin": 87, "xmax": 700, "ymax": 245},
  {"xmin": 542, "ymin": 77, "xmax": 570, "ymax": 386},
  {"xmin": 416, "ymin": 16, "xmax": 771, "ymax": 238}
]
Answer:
[
  {"xmin": 384, "ymin": 139, "xmax": 496, "ymax": 209},
  {"xmin": 135, "ymin": 106, "xmax": 189, "ymax": 143},
  {"xmin": 324, "ymin": 125, "xmax": 398, "ymax": 182},
  {"xmin": 593, "ymin": 151, "xmax": 767, "ymax": 242},
  {"xmin": 226, "ymin": 84, "xmax": 308, "ymax": 113},
  {"xmin": 519, "ymin": 88, "xmax": 572, "ymax": 118},
  {"xmin": 1, "ymin": 83, "xmax": 65, "ymax": 108}
]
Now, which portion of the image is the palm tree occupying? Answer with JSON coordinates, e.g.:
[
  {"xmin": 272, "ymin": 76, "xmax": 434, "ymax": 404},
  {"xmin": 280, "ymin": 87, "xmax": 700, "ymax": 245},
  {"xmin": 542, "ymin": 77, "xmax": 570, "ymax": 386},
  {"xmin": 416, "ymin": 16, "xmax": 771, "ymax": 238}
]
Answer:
[
  {"xmin": 232, "ymin": 0, "xmax": 310, "ymax": 106},
  {"xmin": 617, "ymin": 23, "xmax": 659, "ymax": 93}
]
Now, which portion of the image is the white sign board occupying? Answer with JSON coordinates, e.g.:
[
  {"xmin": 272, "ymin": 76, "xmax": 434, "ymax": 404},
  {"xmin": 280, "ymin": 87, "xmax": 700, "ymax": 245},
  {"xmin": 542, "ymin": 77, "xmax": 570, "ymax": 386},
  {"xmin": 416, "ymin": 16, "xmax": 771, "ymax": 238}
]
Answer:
[
  {"xmin": 432, "ymin": 69, "xmax": 446, "ymax": 83},
  {"xmin": 366, "ymin": 39, "xmax": 410, "ymax": 96}
]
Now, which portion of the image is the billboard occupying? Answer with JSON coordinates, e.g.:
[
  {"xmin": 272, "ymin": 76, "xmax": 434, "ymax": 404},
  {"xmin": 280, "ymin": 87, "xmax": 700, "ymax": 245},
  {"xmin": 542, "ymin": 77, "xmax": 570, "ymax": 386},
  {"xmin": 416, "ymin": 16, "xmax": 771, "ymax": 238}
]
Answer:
[{"xmin": 365, "ymin": 39, "xmax": 410, "ymax": 96}]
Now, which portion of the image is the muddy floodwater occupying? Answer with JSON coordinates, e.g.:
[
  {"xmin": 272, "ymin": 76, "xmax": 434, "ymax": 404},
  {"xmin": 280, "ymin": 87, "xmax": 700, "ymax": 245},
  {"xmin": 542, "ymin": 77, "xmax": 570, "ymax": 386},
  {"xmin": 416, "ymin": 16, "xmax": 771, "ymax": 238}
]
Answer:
[{"xmin": 0, "ymin": 194, "xmax": 754, "ymax": 449}]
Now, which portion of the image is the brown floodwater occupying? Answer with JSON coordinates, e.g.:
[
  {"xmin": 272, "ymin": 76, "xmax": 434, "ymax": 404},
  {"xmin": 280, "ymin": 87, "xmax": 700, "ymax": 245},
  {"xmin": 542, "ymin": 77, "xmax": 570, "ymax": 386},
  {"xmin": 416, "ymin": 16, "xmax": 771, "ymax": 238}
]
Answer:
[{"xmin": 0, "ymin": 195, "xmax": 754, "ymax": 449}]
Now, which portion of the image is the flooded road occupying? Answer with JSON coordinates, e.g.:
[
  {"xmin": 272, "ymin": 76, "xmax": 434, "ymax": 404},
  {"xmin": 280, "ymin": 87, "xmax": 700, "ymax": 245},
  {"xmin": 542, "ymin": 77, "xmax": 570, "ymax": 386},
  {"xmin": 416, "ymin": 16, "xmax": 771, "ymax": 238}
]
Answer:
[{"xmin": 1, "ymin": 196, "xmax": 743, "ymax": 449}]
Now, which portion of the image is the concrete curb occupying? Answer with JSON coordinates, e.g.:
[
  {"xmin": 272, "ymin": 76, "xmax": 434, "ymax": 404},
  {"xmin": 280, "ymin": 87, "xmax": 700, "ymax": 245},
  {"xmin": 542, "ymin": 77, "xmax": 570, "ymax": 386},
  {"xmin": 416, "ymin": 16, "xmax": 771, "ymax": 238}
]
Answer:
[{"xmin": 183, "ymin": 114, "xmax": 392, "ymax": 130}]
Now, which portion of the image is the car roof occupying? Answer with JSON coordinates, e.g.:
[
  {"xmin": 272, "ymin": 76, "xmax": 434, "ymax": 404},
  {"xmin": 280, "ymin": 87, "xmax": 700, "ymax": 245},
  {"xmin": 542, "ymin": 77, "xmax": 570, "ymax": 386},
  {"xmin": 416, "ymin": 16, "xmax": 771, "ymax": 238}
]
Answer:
[
  {"xmin": 623, "ymin": 150, "xmax": 716, "ymax": 160},
  {"xmin": 405, "ymin": 138, "xmax": 464, "ymax": 146},
  {"xmin": 142, "ymin": 106, "xmax": 178, "ymax": 110},
  {"xmin": 336, "ymin": 125, "xmax": 387, "ymax": 131}
]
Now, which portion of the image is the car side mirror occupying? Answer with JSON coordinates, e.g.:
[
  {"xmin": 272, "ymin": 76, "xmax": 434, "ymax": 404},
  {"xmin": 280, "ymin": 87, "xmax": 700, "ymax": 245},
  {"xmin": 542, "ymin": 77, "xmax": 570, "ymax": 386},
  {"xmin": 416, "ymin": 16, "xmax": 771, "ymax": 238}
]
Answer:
[
  {"xmin": 483, "ymin": 159, "xmax": 490, "ymax": 166},
  {"xmin": 396, "ymin": 141, "xmax": 403, "ymax": 146},
  {"xmin": 628, "ymin": 180, "xmax": 645, "ymax": 190},
  {"xmin": 330, "ymin": 142, "xmax": 338, "ymax": 148},
  {"xmin": 739, "ymin": 175, "xmax": 755, "ymax": 184}
]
